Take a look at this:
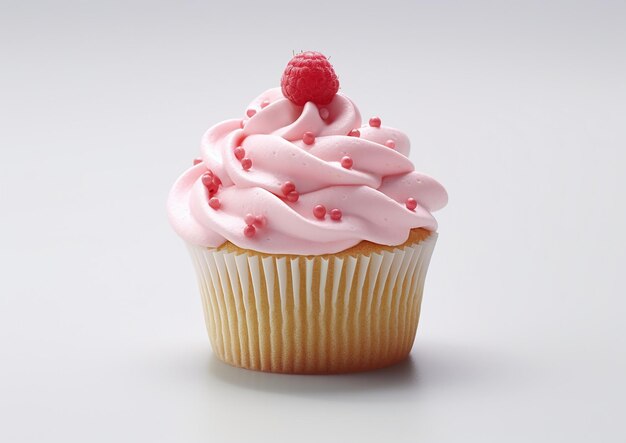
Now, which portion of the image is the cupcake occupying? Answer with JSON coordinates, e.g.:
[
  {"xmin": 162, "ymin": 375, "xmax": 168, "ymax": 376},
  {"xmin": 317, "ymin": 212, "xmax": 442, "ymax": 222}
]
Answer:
[{"xmin": 168, "ymin": 51, "xmax": 447, "ymax": 374}]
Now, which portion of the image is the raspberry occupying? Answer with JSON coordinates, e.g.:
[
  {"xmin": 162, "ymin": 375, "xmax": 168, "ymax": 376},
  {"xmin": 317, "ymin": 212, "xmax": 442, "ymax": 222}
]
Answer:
[{"xmin": 281, "ymin": 51, "xmax": 339, "ymax": 106}]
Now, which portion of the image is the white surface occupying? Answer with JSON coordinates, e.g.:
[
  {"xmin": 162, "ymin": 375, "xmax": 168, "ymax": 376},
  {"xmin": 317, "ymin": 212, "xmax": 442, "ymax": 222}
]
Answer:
[{"xmin": 1, "ymin": 1, "xmax": 625, "ymax": 442}]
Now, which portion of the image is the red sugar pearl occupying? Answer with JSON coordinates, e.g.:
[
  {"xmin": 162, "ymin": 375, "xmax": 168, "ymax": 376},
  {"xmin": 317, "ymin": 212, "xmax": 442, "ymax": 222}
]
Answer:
[
  {"xmin": 202, "ymin": 172, "xmax": 221, "ymax": 196},
  {"xmin": 241, "ymin": 158, "xmax": 252, "ymax": 170},
  {"xmin": 254, "ymin": 215, "xmax": 266, "ymax": 228},
  {"xmin": 281, "ymin": 181, "xmax": 296, "ymax": 195},
  {"xmin": 369, "ymin": 116, "xmax": 381, "ymax": 127},
  {"xmin": 385, "ymin": 139, "xmax": 396, "ymax": 149},
  {"xmin": 341, "ymin": 156, "xmax": 353, "ymax": 169},
  {"xmin": 406, "ymin": 198, "xmax": 417, "ymax": 211},
  {"xmin": 246, "ymin": 109, "xmax": 256, "ymax": 118},
  {"xmin": 243, "ymin": 224, "xmax": 256, "ymax": 238},
  {"xmin": 201, "ymin": 172, "xmax": 214, "ymax": 187},
  {"xmin": 234, "ymin": 146, "xmax": 245, "ymax": 160},
  {"xmin": 319, "ymin": 108, "xmax": 329, "ymax": 120},
  {"xmin": 330, "ymin": 208, "xmax": 342, "ymax": 221},
  {"xmin": 193, "ymin": 157, "xmax": 202, "ymax": 165},
  {"xmin": 313, "ymin": 205, "xmax": 326, "ymax": 219},
  {"xmin": 348, "ymin": 129, "xmax": 360, "ymax": 137},
  {"xmin": 260, "ymin": 99, "xmax": 270, "ymax": 108},
  {"xmin": 286, "ymin": 190, "xmax": 300, "ymax": 203},
  {"xmin": 208, "ymin": 197, "xmax": 220, "ymax": 210},
  {"xmin": 302, "ymin": 131, "xmax": 315, "ymax": 145},
  {"xmin": 244, "ymin": 213, "xmax": 256, "ymax": 226}
]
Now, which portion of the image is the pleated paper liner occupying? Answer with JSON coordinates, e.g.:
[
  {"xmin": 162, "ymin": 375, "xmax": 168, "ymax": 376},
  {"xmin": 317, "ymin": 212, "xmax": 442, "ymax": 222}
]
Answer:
[{"xmin": 187, "ymin": 228, "xmax": 437, "ymax": 374}]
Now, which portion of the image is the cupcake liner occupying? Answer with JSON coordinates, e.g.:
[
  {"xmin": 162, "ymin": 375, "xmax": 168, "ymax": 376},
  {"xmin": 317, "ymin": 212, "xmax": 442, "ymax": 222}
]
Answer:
[{"xmin": 187, "ymin": 233, "xmax": 437, "ymax": 374}]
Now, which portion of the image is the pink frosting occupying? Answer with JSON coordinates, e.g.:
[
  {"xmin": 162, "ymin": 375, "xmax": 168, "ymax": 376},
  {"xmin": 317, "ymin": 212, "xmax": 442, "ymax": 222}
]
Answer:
[{"xmin": 168, "ymin": 88, "xmax": 447, "ymax": 255}]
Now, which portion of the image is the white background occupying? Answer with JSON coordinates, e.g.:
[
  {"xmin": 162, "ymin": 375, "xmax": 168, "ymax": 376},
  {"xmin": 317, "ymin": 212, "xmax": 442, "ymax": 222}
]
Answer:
[{"xmin": 1, "ymin": 1, "xmax": 625, "ymax": 442}]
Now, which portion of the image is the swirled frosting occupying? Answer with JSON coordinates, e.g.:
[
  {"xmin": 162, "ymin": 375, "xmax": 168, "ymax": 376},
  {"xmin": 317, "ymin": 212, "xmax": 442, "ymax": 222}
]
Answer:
[{"xmin": 168, "ymin": 88, "xmax": 447, "ymax": 255}]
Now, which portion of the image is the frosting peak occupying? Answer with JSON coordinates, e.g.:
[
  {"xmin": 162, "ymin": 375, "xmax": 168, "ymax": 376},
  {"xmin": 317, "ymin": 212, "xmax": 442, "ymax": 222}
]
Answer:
[{"xmin": 168, "ymin": 88, "xmax": 447, "ymax": 255}]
